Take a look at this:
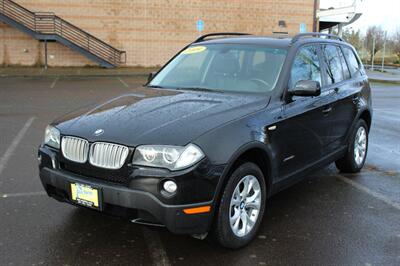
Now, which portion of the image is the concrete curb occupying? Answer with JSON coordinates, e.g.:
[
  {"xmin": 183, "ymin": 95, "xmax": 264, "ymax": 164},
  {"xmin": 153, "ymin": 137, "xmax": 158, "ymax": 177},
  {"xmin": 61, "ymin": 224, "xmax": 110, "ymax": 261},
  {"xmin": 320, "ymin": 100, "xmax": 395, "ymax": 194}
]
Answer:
[
  {"xmin": 0, "ymin": 73, "xmax": 149, "ymax": 78},
  {"xmin": 368, "ymin": 78, "xmax": 400, "ymax": 84},
  {"xmin": 0, "ymin": 67, "xmax": 158, "ymax": 79}
]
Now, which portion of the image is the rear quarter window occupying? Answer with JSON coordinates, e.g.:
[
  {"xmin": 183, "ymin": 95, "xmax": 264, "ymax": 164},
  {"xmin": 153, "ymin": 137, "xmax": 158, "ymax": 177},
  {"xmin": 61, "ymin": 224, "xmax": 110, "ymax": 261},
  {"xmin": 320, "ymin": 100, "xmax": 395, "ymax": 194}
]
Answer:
[
  {"xmin": 342, "ymin": 46, "xmax": 362, "ymax": 77},
  {"xmin": 338, "ymin": 47, "xmax": 351, "ymax": 80}
]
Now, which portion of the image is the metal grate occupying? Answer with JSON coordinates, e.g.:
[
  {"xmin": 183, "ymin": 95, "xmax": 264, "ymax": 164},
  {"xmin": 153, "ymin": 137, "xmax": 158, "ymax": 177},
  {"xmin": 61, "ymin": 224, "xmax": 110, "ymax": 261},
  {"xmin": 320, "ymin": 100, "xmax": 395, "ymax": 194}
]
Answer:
[
  {"xmin": 89, "ymin": 142, "xmax": 129, "ymax": 170},
  {"xmin": 61, "ymin": 136, "xmax": 89, "ymax": 163}
]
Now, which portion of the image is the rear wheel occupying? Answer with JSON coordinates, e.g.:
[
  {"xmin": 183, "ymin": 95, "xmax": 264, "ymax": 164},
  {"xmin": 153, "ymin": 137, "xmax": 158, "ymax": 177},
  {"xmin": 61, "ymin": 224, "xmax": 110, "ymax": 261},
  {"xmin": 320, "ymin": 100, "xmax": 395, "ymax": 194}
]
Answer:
[
  {"xmin": 335, "ymin": 119, "xmax": 368, "ymax": 173},
  {"xmin": 213, "ymin": 162, "xmax": 266, "ymax": 249}
]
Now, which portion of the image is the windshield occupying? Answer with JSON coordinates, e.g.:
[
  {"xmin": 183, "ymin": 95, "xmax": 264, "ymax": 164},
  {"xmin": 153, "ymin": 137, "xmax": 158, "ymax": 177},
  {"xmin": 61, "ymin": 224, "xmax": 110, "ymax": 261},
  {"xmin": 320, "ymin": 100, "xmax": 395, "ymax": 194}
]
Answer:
[{"xmin": 150, "ymin": 44, "xmax": 287, "ymax": 93}]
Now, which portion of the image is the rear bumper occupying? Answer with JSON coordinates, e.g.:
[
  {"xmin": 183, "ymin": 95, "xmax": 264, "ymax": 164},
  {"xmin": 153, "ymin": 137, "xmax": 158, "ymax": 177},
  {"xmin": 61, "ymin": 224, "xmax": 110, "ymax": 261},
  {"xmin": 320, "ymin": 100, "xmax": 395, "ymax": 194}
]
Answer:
[{"xmin": 40, "ymin": 167, "xmax": 213, "ymax": 234}]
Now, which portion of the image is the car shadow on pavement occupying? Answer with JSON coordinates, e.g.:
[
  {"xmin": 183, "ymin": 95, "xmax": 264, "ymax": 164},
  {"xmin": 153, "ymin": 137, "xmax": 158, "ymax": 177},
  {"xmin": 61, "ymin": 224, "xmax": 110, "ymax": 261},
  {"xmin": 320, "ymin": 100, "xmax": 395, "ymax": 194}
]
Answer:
[{"xmin": 43, "ymin": 166, "xmax": 399, "ymax": 266}]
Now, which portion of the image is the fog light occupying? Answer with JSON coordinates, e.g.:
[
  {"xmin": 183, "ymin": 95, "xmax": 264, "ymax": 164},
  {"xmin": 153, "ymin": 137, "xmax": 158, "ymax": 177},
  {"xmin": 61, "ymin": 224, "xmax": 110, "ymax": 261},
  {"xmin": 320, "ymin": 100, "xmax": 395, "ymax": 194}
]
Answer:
[{"xmin": 163, "ymin": 180, "xmax": 177, "ymax": 193}]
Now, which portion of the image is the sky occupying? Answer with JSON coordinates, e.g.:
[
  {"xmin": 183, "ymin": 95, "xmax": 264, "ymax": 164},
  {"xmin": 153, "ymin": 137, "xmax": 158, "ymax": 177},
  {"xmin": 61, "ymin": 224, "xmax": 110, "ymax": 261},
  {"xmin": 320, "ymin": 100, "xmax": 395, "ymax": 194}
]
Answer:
[{"xmin": 320, "ymin": 0, "xmax": 400, "ymax": 35}]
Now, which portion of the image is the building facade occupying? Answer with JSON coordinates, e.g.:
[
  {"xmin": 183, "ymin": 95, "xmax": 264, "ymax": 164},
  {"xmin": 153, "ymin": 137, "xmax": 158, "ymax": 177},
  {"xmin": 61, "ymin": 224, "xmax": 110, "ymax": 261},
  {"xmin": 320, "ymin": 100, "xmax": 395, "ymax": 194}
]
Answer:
[{"xmin": 0, "ymin": 0, "xmax": 316, "ymax": 67}]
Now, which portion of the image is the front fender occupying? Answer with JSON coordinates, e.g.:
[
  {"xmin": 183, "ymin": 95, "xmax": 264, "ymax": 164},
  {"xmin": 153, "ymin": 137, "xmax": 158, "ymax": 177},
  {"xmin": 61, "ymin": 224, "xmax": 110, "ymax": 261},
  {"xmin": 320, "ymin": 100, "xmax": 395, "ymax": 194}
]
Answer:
[{"xmin": 215, "ymin": 141, "xmax": 277, "ymax": 198}]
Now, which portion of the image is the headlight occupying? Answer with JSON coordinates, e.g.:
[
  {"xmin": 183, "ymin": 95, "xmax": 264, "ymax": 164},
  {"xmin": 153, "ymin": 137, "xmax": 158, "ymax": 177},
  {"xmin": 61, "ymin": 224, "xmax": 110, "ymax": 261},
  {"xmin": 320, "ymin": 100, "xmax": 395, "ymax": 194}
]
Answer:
[
  {"xmin": 44, "ymin": 125, "xmax": 60, "ymax": 149},
  {"xmin": 132, "ymin": 144, "xmax": 204, "ymax": 171}
]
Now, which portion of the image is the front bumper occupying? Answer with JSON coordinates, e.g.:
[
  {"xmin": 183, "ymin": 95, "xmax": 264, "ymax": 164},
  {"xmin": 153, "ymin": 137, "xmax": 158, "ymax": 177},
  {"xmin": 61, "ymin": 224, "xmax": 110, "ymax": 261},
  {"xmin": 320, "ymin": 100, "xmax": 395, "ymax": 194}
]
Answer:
[{"xmin": 38, "ymin": 146, "xmax": 225, "ymax": 234}]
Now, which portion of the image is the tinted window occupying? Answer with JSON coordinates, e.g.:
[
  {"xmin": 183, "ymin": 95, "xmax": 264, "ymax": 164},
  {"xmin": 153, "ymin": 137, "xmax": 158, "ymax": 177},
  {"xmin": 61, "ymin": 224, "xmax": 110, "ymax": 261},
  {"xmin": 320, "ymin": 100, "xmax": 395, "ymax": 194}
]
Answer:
[
  {"xmin": 150, "ymin": 44, "xmax": 287, "ymax": 93},
  {"xmin": 166, "ymin": 49, "xmax": 209, "ymax": 84},
  {"xmin": 342, "ymin": 46, "xmax": 361, "ymax": 76},
  {"xmin": 252, "ymin": 51, "xmax": 267, "ymax": 66},
  {"xmin": 289, "ymin": 45, "xmax": 322, "ymax": 90},
  {"xmin": 250, "ymin": 50, "xmax": 287, "ymax": 87},
  {"xmin": 322, "ymin": 45, "xmax": 344, "ymax": 84},
  {"xmin": 338, "ymin": 47, "xmax": 351, "ymax": 80}
]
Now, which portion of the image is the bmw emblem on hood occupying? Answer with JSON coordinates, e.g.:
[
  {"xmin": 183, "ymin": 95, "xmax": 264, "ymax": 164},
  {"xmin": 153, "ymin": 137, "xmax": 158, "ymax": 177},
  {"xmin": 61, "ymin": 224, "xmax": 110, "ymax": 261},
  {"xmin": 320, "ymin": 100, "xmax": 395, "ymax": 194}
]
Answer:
[{"xmin": 94, "ymin": 129, "xmax": 104, "ymax": 136}]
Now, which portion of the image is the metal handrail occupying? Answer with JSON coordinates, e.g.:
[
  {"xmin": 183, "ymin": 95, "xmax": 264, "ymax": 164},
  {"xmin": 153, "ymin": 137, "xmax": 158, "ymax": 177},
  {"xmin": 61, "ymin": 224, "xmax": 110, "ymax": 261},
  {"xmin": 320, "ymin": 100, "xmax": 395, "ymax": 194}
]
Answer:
[{"xmin": 0, "ymin": 0, "xmax": 126, "ymax": 65}]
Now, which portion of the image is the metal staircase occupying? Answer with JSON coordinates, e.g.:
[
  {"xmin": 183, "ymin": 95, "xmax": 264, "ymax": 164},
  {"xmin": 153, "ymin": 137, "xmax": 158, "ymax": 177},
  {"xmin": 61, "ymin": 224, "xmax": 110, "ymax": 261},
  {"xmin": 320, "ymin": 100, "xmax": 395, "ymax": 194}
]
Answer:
[{"xmin": 0, "ymin": 0, "xmax": 126, "ymax": 68}]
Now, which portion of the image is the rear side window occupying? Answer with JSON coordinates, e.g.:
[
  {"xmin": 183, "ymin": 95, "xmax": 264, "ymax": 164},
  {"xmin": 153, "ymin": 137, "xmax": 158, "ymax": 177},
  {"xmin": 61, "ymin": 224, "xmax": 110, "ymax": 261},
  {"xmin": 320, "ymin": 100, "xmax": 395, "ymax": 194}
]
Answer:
[
  {"xmin": 338, "ymin": 48, "xmax": 351, "ymax": 80},
  {"xmin": 289, "ymin": 45, "xmax": 322, "ymax": 89},
  {"xmin": 342, "ymin": 46, "xmax": 361, "ymax": 76},
  {"xmin": 322, "ymin": 45, "xmax": 344, "ymax": 84}
]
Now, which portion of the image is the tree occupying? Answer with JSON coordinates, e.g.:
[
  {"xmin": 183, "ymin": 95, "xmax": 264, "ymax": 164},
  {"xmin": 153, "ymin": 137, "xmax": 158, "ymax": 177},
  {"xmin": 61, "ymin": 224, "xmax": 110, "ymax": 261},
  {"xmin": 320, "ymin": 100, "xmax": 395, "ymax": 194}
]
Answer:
[
  {"xmin": 365, "ymin": 26, "xmax": 385, "ymax": 64},
  {"xmin": 391, "ymin": 27, "xmax": 400, "ymax": 62},
  {"xmin": 342, "ymin": 28, "xmax": 362, "ymax": 51}
]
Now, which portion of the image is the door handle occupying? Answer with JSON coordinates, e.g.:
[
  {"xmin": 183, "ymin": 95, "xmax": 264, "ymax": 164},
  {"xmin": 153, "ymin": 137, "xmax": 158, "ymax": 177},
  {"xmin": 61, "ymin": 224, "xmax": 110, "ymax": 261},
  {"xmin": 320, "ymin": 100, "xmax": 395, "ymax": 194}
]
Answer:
[{"xmin": 322, "ymin": 106, "xmax": 332, "ymax": 114}]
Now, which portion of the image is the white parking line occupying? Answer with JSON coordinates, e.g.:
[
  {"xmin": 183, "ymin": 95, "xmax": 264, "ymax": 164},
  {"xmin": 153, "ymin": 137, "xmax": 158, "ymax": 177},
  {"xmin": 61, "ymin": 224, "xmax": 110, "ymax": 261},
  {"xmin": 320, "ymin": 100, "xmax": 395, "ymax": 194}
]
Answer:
[
  {"xmin": 1, "ymin": 191, "xmax": 47, "ymax": 198},
  {"xmin": 0, "ymin": 117, "xmax": 35, "ymax": 179},
  {"xmin": 50, "ymin": 76, "xmax": 59, "ymax": 89},
  {"xmin": 336, "ymin": 175, "xmax": 400, "ymax": 211},
  {"xmin": 117, "ymin": 77, "xmax": 130, "ymax": 88},
  {"xmin": 142, "ymin": 227, "xmax": 171, "ymax": 266}
]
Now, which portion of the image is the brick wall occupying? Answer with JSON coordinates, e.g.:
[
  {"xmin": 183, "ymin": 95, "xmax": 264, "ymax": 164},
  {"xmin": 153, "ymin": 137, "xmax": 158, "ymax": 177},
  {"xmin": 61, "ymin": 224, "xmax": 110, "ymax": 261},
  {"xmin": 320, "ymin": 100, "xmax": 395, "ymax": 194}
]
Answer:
[{"xmin": 0, "ymin": 0, "xmax": 315, "ymax": 67}]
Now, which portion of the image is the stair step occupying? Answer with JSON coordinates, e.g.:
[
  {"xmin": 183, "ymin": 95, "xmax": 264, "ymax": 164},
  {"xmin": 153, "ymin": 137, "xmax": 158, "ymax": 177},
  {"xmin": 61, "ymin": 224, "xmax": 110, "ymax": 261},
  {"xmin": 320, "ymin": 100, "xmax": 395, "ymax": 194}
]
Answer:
[{"xmin": 0, "ymin": 0, "xmax": 126, "ymax": 68}]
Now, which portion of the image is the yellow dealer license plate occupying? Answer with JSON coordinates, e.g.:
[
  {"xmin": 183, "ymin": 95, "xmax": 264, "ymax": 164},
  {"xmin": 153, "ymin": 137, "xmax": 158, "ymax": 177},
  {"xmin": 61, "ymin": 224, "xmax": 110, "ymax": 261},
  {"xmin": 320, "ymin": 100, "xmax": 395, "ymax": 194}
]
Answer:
[{"xmin": 71, "ymin": 183, "xmax": 101, "ymax": 210}]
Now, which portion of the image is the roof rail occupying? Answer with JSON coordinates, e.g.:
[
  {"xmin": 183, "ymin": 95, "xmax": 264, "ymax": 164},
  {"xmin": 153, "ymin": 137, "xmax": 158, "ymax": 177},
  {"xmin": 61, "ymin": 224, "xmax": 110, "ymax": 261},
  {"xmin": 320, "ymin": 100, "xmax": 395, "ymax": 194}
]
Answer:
[
  {"xmin": 194, "ymin": 32, "xmax": 251, "ymax": 43},
  {"xmin": 291, "ymin": 32, "xmax": 343, "ymax": 44}
]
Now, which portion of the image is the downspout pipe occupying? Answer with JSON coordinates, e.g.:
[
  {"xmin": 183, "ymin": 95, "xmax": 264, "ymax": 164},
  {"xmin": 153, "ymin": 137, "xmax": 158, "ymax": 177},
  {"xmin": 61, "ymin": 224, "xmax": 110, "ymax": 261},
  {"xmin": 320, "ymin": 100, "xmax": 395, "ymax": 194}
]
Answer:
[{"xmin": 313, "ymin": 0, "xmax": 319, "ymax": 32}]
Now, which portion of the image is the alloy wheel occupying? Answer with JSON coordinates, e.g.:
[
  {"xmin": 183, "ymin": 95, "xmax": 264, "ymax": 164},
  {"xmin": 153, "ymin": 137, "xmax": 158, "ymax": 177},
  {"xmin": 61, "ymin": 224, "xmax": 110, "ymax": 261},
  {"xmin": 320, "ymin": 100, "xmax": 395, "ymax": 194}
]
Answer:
[
  {"xmin": 354, "ymin": 126, "xmax": 367, "ymax": 166},
  {"xmin": 229, "ymin": 175, "xmax": 262, "ymax": 237}
]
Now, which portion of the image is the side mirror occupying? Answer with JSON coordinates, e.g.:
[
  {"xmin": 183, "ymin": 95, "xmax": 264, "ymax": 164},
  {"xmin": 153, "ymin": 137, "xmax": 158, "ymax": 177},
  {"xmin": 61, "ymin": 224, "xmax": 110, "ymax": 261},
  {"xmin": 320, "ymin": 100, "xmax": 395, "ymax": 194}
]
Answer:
[
  {"xmin": 290, "ymin": 80, "xmax": 321, "ymax": 97},
  {"xmin": 147, "ymin": 72, "xmax": 156, "ymax": 83}
]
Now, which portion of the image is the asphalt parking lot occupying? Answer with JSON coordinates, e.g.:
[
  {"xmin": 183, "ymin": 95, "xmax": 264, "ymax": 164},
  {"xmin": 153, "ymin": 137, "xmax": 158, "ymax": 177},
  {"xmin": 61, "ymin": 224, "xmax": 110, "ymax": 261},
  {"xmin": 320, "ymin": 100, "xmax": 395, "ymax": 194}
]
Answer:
[{"xmin": 0, "ymin": 76, "xmax": 399, "ymax": 265}]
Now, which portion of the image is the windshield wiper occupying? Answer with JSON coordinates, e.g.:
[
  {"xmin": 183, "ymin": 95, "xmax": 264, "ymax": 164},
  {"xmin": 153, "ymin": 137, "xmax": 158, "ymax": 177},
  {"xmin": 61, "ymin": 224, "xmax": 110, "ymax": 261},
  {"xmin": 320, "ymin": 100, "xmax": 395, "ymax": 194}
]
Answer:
[{"xmin": 175, "ymin": 87, "xmax": 224, "ymax": 93}]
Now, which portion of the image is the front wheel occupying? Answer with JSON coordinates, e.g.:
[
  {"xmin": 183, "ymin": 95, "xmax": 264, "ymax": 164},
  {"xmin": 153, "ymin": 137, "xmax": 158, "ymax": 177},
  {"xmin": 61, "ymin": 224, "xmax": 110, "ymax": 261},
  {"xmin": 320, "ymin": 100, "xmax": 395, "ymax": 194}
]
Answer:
[
  {"xmin": 335, "ymin": 119, "xmax": 369, "ymax": 173},
  {"xmin": 213, "ymin": 162, "xmax": 266, "ymax": 249}
]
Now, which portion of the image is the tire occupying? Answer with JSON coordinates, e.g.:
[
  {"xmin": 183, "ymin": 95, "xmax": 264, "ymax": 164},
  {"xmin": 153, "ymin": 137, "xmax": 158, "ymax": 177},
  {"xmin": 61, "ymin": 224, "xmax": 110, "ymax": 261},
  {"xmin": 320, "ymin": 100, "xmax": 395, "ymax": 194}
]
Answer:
[
  {"xmin": 213, "ymin": 162, "xmax": 266, "ymax": 249},
  {"xmin": 335, "ymin": 119, "xmax": 369, "ymax": 173}
]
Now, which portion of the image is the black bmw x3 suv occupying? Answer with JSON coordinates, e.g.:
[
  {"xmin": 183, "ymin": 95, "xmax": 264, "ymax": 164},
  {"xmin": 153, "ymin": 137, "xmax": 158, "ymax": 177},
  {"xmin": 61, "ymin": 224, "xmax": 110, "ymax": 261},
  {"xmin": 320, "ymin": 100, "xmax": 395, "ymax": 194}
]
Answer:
[{"xmin": 38, "ymin": 32, "xmax": 372, "ymax": 248}]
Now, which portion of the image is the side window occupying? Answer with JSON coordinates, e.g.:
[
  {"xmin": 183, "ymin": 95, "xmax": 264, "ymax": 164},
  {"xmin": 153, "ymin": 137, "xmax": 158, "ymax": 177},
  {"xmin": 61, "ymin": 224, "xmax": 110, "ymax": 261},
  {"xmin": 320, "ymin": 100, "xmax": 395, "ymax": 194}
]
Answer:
[
  {"xmin": 338, "ymin": 47, "xmax": 351, "ymax": 80},
  {"xmin": 289, "ymin": 45, "xmax": 322, "ymax": 90},
  {"xmin": 342, "ymin": 46, "xmax": 361, "ymax": 77},
  {"xmin": 322, "ymin": 45, "xmax": 344, "ymax": 85}
]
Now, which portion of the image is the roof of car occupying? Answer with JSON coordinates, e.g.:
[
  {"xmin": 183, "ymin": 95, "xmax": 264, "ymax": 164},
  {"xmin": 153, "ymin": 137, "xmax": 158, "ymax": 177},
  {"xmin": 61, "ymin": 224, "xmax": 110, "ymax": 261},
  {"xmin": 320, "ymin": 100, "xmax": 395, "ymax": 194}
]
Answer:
[
  {"xmin": 200, "ymin": 36, "xmax": 292, "ymax": 47},
  {"xmin": 195, "ymin": 33, "xmax": 346, "ymax": 48}
]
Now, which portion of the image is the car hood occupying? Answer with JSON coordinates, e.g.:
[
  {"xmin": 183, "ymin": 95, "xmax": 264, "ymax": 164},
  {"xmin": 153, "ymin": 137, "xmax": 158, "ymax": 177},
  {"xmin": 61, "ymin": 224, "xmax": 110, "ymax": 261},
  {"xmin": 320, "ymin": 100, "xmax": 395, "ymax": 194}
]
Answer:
[{"xmin": 54, "ymin": 87, "xmax": 269, "ymax": 147}]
